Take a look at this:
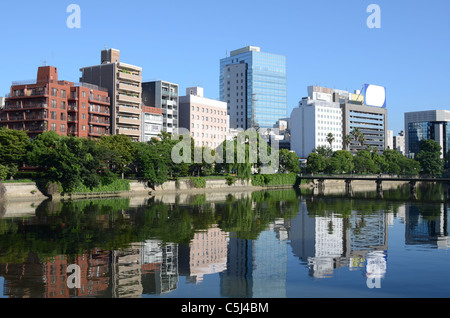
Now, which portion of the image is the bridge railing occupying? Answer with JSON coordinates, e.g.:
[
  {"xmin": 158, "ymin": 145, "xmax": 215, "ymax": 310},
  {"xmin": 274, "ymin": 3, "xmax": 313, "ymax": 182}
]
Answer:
[{"xmin": 299, "ymin": 173, "xmax": 439, "ymax": 180}]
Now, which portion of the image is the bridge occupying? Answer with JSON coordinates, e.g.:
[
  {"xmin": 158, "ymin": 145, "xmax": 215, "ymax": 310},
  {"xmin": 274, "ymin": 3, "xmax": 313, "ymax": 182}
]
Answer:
[{"xmin": 299, "ymin": 174, "xmax": 450, "ymax": 198}]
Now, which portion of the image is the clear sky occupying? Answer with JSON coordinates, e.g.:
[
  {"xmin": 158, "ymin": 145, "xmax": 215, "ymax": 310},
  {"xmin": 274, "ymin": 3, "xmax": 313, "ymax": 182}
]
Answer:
[{"xmin": 0, "ymin": 0, "xmax": 449, "ymax": 134}]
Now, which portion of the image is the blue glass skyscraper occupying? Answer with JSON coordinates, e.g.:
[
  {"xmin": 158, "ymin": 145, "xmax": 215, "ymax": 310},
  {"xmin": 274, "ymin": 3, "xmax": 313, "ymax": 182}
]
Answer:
[{"xmin": 220, "ymin": 46, "xmax": 287, "ymax": 129}]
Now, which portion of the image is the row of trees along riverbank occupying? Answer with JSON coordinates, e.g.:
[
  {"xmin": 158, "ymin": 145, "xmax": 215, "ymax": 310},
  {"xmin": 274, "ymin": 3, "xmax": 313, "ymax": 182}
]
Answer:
[
  {"xmin": 0, "ymin": 128, "xmax": 301, "ymax": 194},
  {"xmin": 306, "ymin": 139, "xmax": 448, "ymax": 176}
]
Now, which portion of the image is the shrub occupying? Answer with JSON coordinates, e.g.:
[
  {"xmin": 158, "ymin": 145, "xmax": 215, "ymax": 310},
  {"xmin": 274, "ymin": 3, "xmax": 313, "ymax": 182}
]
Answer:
[
  {"xmin": 225, "ymin": 175, "xmax": 237, "ymax": 186},
  {"xmin": 0, "ymin": 165, "xmax": 8, "ymax": 181},
  {"xmin": 190, "ymin": 177, "xmax": 206, "ymax": 188},
  {"xmin": 45, "ymin": 181, "xmax": 63, "ymax": 196}
]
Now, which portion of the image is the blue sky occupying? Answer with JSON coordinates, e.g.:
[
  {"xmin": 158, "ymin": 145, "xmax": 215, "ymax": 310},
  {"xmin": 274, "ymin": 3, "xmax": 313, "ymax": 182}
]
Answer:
[{"xmin": 0, "ymin": 0, "xmax": 449, "ymax": 134}]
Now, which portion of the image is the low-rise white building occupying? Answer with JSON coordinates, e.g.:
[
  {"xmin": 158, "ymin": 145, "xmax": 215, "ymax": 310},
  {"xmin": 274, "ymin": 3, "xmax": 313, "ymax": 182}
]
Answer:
[
  {"xmin": 142, "ymin": 105, "xmax": 163, "ymax": 142},
  {"xmin": 290, "ymin": 86, "xmax": 343, "ymax": 158},
  {"xmin": 179, "ymin": 87, "xmax": 229, "ymax": 149}
]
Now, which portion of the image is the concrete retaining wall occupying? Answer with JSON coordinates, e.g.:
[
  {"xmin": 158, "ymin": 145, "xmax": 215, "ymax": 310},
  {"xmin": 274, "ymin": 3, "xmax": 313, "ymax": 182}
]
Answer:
[{"xmin": 1, "ymin": 182, "xmax": 47, "ymax": 202}]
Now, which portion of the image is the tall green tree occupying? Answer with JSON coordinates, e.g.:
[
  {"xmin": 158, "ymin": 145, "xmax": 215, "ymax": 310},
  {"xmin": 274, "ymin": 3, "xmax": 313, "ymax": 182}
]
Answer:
[
  {"xmin": 416, "ymin": 139, "xmax": 444, "ymax": 176},
  {"xmin": 279, "ymin": 149, "xmax": 300, "ymax": 174},
  {"xmin": 353, "ymin": 150, "xmax": 377, "ymax": 174},
  {"xmin": 306, "ymin": 152, "xmax": 326, "ymax": 173},
  {"xmin": 97, "ymin": 134, "xmax": 136, "ymax": 179},
  {"xmin": 0, "ymin": 128, "xmax": 29, "ymax": 178},
  {"xmin": 326, "ymin": 133, "xmax": 335, "ymax": 148}
]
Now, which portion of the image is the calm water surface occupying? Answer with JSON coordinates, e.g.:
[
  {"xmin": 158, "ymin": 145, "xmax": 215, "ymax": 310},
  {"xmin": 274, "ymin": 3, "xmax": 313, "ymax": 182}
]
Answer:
[{"xmin": 0, "ymin": 183, "xmax": 449, "ymax": 298}]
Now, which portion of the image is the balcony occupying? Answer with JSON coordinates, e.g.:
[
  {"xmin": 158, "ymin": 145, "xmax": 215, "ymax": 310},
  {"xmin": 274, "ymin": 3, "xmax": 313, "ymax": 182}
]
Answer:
[
  {"xmin": 24, "ymin": 123, "xmax": 47, "ymax": 132},
  {"xmin": 25, "ymin": 112, "xmax": 47, "ymax": 120},
  {"xmin": 89, "ymin": 128, "xmax": 109, "ymax": 137},
  {"xmin": 89, "ymin": 106, "xmax": 110, "ymax": 115},
  {"xmin": 7, "ymin": 114, "xmax": 24, "ymax": 121},
  {"xmin": 89, "ymin": 94, "xmax": 110, "ymax": 105},
  {"xmin": 117, "ymin": 71, "xmax": 142, "ymax": 83},
  {"xmin": 117, "ymin": 93, "xmax": 140, "ymax": 105},
  {"xmin": 118, "ymin": 105, "xmax": 141, "ymax": 115},
  {"xmin": 118, "ymin": 82, "xmax": 141, "ymax": 94},
  {"xmin": 117, "ymin": 127, "xmax": 141, "ymax": 137},
  {"xmin": 23, "ymin": 102, "xmax": 48, "ymax": 109},
  {"xmin": 117, "ymin": 116, "xmax": 140, "ymax": 126},
  {"xmin": 89, "ymin": 116, "xmax": 110, "ymax": 126}
]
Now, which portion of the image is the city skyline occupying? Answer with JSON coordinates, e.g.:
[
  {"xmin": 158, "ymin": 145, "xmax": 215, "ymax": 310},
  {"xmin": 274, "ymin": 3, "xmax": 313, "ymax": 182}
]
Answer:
[{"xmin": 0, "ymin": 0, "xmax": 449, "ymax": 135}]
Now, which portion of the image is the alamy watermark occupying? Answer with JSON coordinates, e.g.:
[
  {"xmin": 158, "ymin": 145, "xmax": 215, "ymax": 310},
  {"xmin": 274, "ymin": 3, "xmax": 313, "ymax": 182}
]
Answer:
[
  {"xmin": 367, "ymin": 4, "xmax": 381, "ymax": 29},
  {"xmin": 365, "ymin": 251, "xmax": 386, "ymax": 289},
  {"xmin": 66, "ymin": 4, "xmax": 81, "ymax": 29},
  {"xmin": 171, "ymin": 128, "xmax": 280, "ymax": 174},
  {"xmin": 66, "ymin": 264, "xmax": 81, "ymax": 289}
]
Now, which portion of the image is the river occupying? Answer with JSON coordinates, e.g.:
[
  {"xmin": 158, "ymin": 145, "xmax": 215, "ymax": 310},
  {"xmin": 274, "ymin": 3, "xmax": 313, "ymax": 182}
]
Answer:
[{"xmin": 0, "ymin": 183, "xmax": 449, "ymax": 298}]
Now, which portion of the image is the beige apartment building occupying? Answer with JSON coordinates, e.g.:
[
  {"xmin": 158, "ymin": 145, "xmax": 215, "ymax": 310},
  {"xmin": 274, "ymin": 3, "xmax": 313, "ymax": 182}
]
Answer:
[
  {"xmin": 179, "ymin": 87, "xmax": 229, "ymax": 148},
  {"xmin": 80, "ymin": 48, "xmax": 143, "ymax": 141}
]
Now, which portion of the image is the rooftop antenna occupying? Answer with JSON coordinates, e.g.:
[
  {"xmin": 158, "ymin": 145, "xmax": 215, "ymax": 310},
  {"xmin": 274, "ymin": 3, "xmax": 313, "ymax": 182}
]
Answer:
[{"xmin": 41, "ymin": 60, "xmax": 47, "ymax": 66}]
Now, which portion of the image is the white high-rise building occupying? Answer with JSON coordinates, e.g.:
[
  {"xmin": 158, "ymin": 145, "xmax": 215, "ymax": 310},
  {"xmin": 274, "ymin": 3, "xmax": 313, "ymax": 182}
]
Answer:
[{"xmin": 290, "ymin": 86, "xmax": 343, "ymax": 158}]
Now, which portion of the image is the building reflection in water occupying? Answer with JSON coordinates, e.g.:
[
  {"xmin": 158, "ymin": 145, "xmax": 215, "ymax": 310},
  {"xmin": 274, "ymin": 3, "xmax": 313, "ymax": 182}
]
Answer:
[
  {"xmin": 289, "ymin": 200, "xmax": 389, "ymax": 279},
  {"xmin": 219, "ymin": 219, "xmax": 289, "ymax": 298},
  {"xmin": 179, "ymin": 226, "xmax": 228, "ymax": 284},
  {"xmin": 0, "ymin": 199, "xmax": 449, "ymax": 298}
]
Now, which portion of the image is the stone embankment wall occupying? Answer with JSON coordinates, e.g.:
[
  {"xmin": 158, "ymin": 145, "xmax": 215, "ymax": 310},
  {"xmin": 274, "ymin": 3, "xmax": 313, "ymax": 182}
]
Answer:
[{"xmin": 0, "ymin": 182, "xmax": 47, "ymax": 201}]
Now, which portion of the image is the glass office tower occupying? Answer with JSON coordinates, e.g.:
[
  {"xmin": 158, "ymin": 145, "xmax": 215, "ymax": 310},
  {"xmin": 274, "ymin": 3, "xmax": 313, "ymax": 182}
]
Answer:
[
  {"xmin": 404, "ymin": 110, "xmax": 450, "ymax": 158},
  {"xmin": 220, "ymin": 46, "xmax": 287, "ymax": 129}
]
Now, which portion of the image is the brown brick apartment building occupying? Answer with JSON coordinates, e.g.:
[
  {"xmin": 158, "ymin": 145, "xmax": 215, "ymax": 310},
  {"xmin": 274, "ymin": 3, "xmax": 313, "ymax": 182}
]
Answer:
[{"xmin": 0, "ymin": 66, "xmax": 110, "ymax": 139}]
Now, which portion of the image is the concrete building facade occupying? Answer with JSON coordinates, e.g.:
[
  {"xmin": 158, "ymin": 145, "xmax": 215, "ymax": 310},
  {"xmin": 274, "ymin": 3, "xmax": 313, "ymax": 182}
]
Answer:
[
  {"xmin": 142, "ymin": 80, "xmax": 179, "ymax": 135},
  {"xmin": 80, "ymin": 48, "xmax": 142, "ymax": 141},
  {"xmin": 290, "ymin": 85, "xmax": 388, "ymax": 158},
  {"xmin": 290, "ymin": 86, "xmax": 343, "ymax": 158},
  {"xmin": 179, "ymin": 87, "xmax": 228, "ymax": 148},
  {"xmin": 142, "ymin": 105, "xmax": 163, "ymax": 142}
]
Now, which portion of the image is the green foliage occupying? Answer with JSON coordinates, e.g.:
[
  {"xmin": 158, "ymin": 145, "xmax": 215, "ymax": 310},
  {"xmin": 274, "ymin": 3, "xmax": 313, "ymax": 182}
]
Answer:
[
  {"xmin": 279, "ymin": 149, "xmax": 300, "ymax": 173},
  {"xmin": 306, "ymin": 152, "xmax": 326, "ymax": 173},
  {"xmin": 383, "ymin": 149, "xmax": 420, "ymax": 175},
  {"xmin": 97, "ymin": 134, "xmax": 136, "ymax": 178},
  {"xmin": 71, "ymin": 179, "xmax": 130, "ymax": 193},
  {"xmin": 190, "ymin": 176, "xmax": 206, "ymax": 188},
  {"xmin": 416, "ymin": 139, "xmax": 444, "ymax": 176},
  {"xmin": 0, "ymin": 128, "xmax": 29, "ymax": 167},
  {"xmin": 133, "ymin": 141, "xmax": 169, "ymax": 187},
  {"xmin": 353, "ymin": 150, "xmax": 378, "ymax": 174},
  {"xmin": 226, "ymin": 175, "xmax": 237, "ymax": 186},
  {"xmin": 0, "ymin": 164, "xmax": 8, "ymax": 181},
  {"xmin": 251, "ymin": 173, "xmax": 298, "ymax": 186}
]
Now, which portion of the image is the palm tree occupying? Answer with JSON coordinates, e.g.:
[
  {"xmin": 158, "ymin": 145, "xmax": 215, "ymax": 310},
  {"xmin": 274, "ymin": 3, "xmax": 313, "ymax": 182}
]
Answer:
[
  {"xmin": 326, "ymin": 132, "xmax": 335, "ymax": 149},
  {"xmin": 344, "ymin": 135, "xmax": 352, "ymax": 151},
  {"xmin": 359, "ymin": 134, "xmax": 366, "ymax": 148},
  {"xmin": 351, "ymin": 127, "xmax": 361, "ymax": 144},
  {"xmin": 351, "ymin": 127, "xmax": 366, "ymax": 149}
]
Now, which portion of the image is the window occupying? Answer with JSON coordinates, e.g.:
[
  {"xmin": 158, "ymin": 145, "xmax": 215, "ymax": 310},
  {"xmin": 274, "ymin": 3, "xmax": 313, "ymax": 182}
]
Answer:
[
  {"xmin": 82, "ymin": 125, "xmax": 86, "ymax": 131},
  {"xmin": 61, "ymin": 90, "xmax": 66, "ymax": 98},
  {"xmin": 60, "ymin": 124, "xmax": 66, "ymax": 133},
  {"xmin": 51, "ymin": 88, "xmax": 58, "ymax": 97},
  {"xmin": 51, "ymin": 123, "xmax": 56, "ymax": 131},
  {"xmin": 61, "ymin": 101, "xmax": 66, "ymax": 110},
  {"xmin": 51, "ymin": 100, "xmax": 57, "ymax": 108},
  {"xmin": 82, "ymin": 91, "xmax": 86, "ymax": 98},
  {"xmin": 60, "ymin": 113, "xmax": 66, "ymax": 120},
  {"xmin": 51, "ymin": 111, "xmax": 57, "ymax": 120}
]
